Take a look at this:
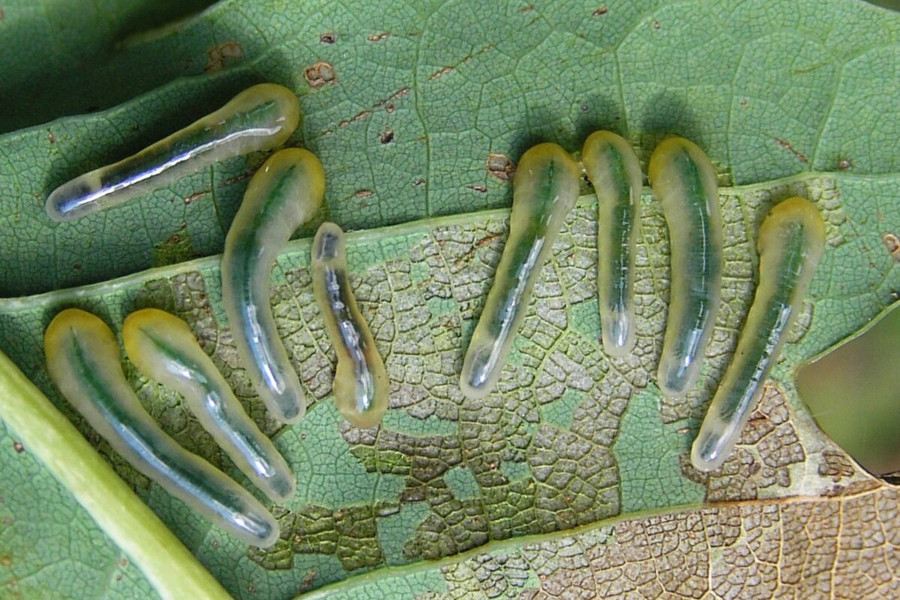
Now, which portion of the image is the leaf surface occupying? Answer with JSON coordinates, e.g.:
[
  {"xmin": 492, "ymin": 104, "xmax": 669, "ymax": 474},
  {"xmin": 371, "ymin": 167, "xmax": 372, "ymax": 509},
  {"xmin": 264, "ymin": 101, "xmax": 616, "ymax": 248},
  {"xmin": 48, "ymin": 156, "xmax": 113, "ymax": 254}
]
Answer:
[{"xmin": 1, "ymin": 0, "xmax": 899, "ymax": 598}]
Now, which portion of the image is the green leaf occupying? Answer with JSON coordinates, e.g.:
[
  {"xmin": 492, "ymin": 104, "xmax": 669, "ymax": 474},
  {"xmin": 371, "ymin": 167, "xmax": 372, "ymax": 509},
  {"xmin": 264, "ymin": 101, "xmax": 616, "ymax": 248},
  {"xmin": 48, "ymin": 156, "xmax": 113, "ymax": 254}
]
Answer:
[{"xmin": 1, "ymin": 0, "xmax": 899, "ymax": 599}]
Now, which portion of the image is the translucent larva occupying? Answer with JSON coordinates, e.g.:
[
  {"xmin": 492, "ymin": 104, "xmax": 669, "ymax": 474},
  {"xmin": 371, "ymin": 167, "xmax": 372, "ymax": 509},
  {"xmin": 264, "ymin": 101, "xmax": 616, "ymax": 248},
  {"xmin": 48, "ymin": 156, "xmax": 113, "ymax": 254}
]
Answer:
[
  {"xmin": 691, "ymin": 197, "xmax": 825, "ymax": 472},
  {"xmin": 649, "ymin": 137, "xmax": 723, "ymax": 396},
  {"xmin": 123, "ymin": 308, "xmax": 296, "ymax": 503},
  {"xmin": 44, "ymin": 308, "xmax": 280, "ymax": 548},
  {"xmin": 222, "ymin": 147, "xmax": 325, "ymax": 424},
  {"xmin": 46, "ymin": 83, "xmax": 301, "ymax": 222},
  {"xmin": 581, "ymin": 131, "xmax": 643, "ymax": 357},
  {"xmin": 311, "ymin": 222, "xmax": 389, "ymax": 428},
  {"xmin": 459, "ymin": 143, "xmax": 581, "ymax": 399}
]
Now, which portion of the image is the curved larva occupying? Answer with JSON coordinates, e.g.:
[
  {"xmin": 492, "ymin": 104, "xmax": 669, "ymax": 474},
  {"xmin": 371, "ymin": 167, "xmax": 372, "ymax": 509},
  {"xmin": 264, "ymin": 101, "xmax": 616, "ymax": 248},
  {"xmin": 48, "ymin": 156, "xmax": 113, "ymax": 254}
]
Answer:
[
  {"xmin": 649, "ymin": 137, "xmax": 723, "ymax": 396},
  {"xmin": 459, "ymin": 143, "xmax": 582, "ymax": 399},
  {"xmin": 312, "ymin": 222, "xmax": 389, "ymax": 428},
  {"xmin": 46, "ymin": 83, "xmax": 301, "ymax": 222},
  {"xmin": 582, "ymin": 131, "xmax": 643, "ymax": 357},
  {"xmin": 222, "ymin": 147, "xmax": 325, "ymax": 424},
  {"xmin": 691, "ymin": 197, "xmax": 825, "ymax": 472},
  {"xmin": 44, "ymin": 308, "xmax": 280, "ymax": 548},
  {"xmin": 122, "ymin": 308, "xmax": 296, "ymax": 503}
]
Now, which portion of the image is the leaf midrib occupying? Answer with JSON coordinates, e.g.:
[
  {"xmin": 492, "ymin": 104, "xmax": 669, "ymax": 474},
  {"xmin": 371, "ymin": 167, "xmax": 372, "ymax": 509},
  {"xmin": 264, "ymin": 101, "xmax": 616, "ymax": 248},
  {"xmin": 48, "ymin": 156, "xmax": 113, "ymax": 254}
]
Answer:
[{"xmin": 0, "ymin": 170, "xmax": 868, "ymax": 309}]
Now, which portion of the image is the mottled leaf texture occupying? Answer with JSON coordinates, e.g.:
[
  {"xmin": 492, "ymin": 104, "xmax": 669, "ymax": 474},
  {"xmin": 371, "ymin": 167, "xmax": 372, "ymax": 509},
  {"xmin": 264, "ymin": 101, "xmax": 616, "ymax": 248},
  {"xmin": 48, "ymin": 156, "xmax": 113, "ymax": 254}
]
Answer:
[{"xmin": 0, "ymin": 0, "xmax": 899, "ymax": 599}]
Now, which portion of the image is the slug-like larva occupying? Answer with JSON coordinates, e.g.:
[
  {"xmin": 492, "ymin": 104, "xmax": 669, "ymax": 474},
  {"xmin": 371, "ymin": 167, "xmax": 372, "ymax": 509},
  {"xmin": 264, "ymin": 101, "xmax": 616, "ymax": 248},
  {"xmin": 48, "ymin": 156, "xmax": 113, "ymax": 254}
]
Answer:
[
  {"xmin": 312, "ymin": 222, "xmax": 389, "ymax": 428},
  {"xmin": 582, "ymin": 131, "xmax": 643, "ymax": 357},
  {"xmin": 222, "ymin": 147, "xmax": 325, "ymax": 424},
  {"xmin": 649, "ymin": 137, "xmax": 723, "ymax": 396},
  {"xmin": 459, "ymin": 143, "xmax": 581, "ymax": 399},
  {"xmin": 691, "ymin": 197, "xmax": 825, "ymax": 472},
  {"xmin": 123, "ymin": 309, "xmax": 296, "ymax": 502},
  {"xmin": 46, "ymin": 83, "xmax": 300, "ymax": 222},
  {"xmin": 44, "ymin": 308, "xmax": 280, "ymax": 548}
]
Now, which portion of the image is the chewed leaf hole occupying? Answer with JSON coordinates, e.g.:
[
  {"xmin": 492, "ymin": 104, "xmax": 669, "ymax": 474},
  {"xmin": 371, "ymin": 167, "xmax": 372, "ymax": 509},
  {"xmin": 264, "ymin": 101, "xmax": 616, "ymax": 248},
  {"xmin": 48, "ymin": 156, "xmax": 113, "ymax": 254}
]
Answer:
[{"xmin": 797, "ymin": 301, "xmax": 900, "ymax": 476}]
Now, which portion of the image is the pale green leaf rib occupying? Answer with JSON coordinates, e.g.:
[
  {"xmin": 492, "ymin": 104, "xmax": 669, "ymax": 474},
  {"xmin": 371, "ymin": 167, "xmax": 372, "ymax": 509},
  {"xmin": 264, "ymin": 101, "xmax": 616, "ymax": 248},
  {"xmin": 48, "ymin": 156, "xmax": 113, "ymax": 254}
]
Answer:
[{"xmin": 0, "ymin": 349, "xmax": 236, "ymax": 600}]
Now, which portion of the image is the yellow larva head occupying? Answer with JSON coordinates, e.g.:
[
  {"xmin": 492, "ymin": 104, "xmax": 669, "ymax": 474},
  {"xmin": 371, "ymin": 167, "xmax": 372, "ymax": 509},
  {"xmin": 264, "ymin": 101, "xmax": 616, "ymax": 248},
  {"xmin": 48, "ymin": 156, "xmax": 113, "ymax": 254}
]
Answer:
[
  {"xmin": 45, "ymin": 308, "xmax": 119, "ymax": 366},
  {"xmin": 758, "ymin": 196, "xmax": 826, "ymax": 261},
  {"xmin": 224, "ymin": 83, "xmax": 302, "ymax": 148}
]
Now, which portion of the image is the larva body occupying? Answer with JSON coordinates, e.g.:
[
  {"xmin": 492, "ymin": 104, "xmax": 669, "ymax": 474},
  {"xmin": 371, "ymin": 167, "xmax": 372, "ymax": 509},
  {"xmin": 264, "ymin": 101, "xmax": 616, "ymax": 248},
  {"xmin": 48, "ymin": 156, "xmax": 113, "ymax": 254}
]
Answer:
[
  {"xmin": 460, "ymin": 143, "xmax": 581, "ymax": 399},
  {"xmin": 221, "ymin": 147, "xmax": 325, "ymax": 424},
  {"xmin": 649, "ymin": 137, "xmax": 723, "ymax": 396},
  {"xmin": 46, "ymin": 83, "xmax": 300, "ymax": 222},
  {"xmin": 312, "ymin": 222, "xmax": 389, "ymax": 428},
  {"xmin": 123, "ymin": 309, "xmax": 296, "ymax": 502},
  {"xmin": 691, "ymin": 197, "xmax": 825, "ymax": 472},
  {"xmin": 582, "ymin": 131, "xmax": 642, "ymax": 357},
  {"xmin": 44, "ymin": 308, "xmax": 279, "ymax": 548}
]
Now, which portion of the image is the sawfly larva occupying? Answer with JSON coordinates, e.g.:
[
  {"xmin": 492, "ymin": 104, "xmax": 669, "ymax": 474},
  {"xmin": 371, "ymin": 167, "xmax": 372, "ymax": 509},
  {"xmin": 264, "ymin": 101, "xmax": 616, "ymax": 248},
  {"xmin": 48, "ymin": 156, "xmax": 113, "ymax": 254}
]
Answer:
[
  {"xmin": 44, "ymin": 308, "xmax": 279, "ymax": 547},
  {"xmin": 460, "ymin": 142, "xmax": 581, "ymax": 399},
  {"xmin": 46, "ymin": 83, "xmax": 300, "ymax": 222},
  {"xmin": 222, "ymin": 147, "xmax": 324, "ymax": 424},
  {"xmin": 582, "ymin": 131, "xmax": 642, "ymax": 357},
  {"xmin": 649, "ymin": 136, "xmax": 723, "ymax": 396},
  {"xmin": 123, "ymin": 308, "xmax": 296, "ymax": 502},
  {"xmin": 312, "ymin": 222, "xmax": 389, "ymax": 428},
  {"xmin": 691, "ymin": 197, "xmax": 825, "ymax": 472}
]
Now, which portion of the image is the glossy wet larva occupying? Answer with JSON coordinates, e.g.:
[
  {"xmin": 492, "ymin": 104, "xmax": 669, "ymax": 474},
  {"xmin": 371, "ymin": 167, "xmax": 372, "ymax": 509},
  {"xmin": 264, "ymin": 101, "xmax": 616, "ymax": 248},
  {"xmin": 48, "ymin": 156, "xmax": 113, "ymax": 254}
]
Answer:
[
  {"xmin": 312, "ymin": 222, "xmax": 390, "ymax": 428},
  {"xmin": 123, "ymin": 308, "xmax": 296, "ymax": 502},
  {"xmin": 691, "ymin": 197, "xmax": 825, "ymax": 472},
  {"xmin": 459, "ymin": 142, "xmax": 581, "ymax": 399},
  {"xmin": 46, "ymin": 83, "xmax": 300, "ymax": 222},
  {"xmin": 581, "ymin": 131, "xmax": 643, "ymax": 357},
  {"xmin": 649, "ymin": 136, "xmax": 723, "ymax": 396},
  {"xmin": 221, "ymin": 147, "xmax": 325, "ymax": 424},
  {"xmin": 44, "ymin": 308, "xmax": 280, "ymax": 547}
]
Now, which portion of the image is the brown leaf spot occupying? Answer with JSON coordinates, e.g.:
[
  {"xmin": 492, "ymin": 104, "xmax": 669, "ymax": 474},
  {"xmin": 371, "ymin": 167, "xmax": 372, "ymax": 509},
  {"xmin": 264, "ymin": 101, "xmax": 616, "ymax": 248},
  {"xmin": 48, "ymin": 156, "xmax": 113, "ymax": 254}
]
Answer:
[
  {"xmin": 224, "ymin": 171, "xmax": 252, "ymax": 186},
  {"xmin": 486, "ymin": 153, "xmax": 516, "ymax": 181},
  {"xmin": 305, "ymin": 62, "xmax": 337, "ymax": 88},
  {"xmin": 430, "ymin": 66, "xmax": 454, "ymax": 80},
  {"xmin": 653, "ymin": 20, "xmax": 661, "ymax": 29},
  {"xmin": 354, "ymin": 189, "xmax": 374, "ymax": 199},
  {"xmin": 367, "ymin": 33, "xmax": 390, "ymax": 42},
  {"xmin": 469, "ymin": 185, "xmax": 488, "ymax": 193},
  {"xmin": 592, "ymin": 6, "xmax": 609, "ymax": 16},
  {"xmin": 838, "ymin": 158, "xmax": 853, "ymax": 170},
  {"xmin": 47, "ymin": 131, "xmax": 55, "ymax": 144},
  {"xmin": 774, "ymin": 137, "xmax": 809, "ymax": 164},
  {"xmin": 519, "ymin": 5, "xmax": 534, "ymax": 13},
  {"xmin": 204, "ymin": 42, "xmax": 243, "ymax": 74},
  {"xmin": 0, "ymin": 556, "xmax": 10, "ymax": 566},
  {"xmin": 819, "ymin": 450, "xmax": 856, "ymax": 480},
  {"xmin": 457, "ymin": 232, "xmax": 504, "ymax": 266},
  {"xmin": 12, "ymin": 442, "xmax": 24, "ymax": 454},
  {"xmin": 882, "ymin": 233, "xmax": 900, "ymax": 262},
  {"xmin": 320, "ymin": 32, "xmax": 336, "ymax": 44},
  {"xmin": 184, "ymin": 190, "xmax": 209, "ymax": 204},
  {"xmin": 0, "ymin": 9, "xmax": 5, "ymax": 21},
  {"xmin": 300, "ymin": 569, "xmax": 317, "ymax": 590},
  {"xmin": 379, "ymin": 129, "xmax": 395, "ymax": 144}
]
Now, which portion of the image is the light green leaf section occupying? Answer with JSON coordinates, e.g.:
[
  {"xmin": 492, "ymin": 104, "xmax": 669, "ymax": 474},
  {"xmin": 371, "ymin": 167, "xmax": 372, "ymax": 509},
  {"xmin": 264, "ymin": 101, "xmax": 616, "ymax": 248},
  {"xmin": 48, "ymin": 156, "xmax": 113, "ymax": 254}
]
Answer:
[
  {"xmin": 2, "ymin": 0, "xmax": 899, "ymax": 296},
  {"xmin": 0, "ymin": 0, "xmax": 899, "ymax": 599}
]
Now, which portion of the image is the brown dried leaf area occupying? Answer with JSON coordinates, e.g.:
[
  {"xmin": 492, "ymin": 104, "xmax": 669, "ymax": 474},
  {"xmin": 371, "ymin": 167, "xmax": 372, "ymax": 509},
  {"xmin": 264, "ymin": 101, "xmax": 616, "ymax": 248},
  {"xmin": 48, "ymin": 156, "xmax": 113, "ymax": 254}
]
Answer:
[
  {"xmin": 30, "ymin": 175, "xmax": 894, "ymax": 593},
  {"xmin": 430, "ymin": 485, "xmax": 900, "ymax": 599}
]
